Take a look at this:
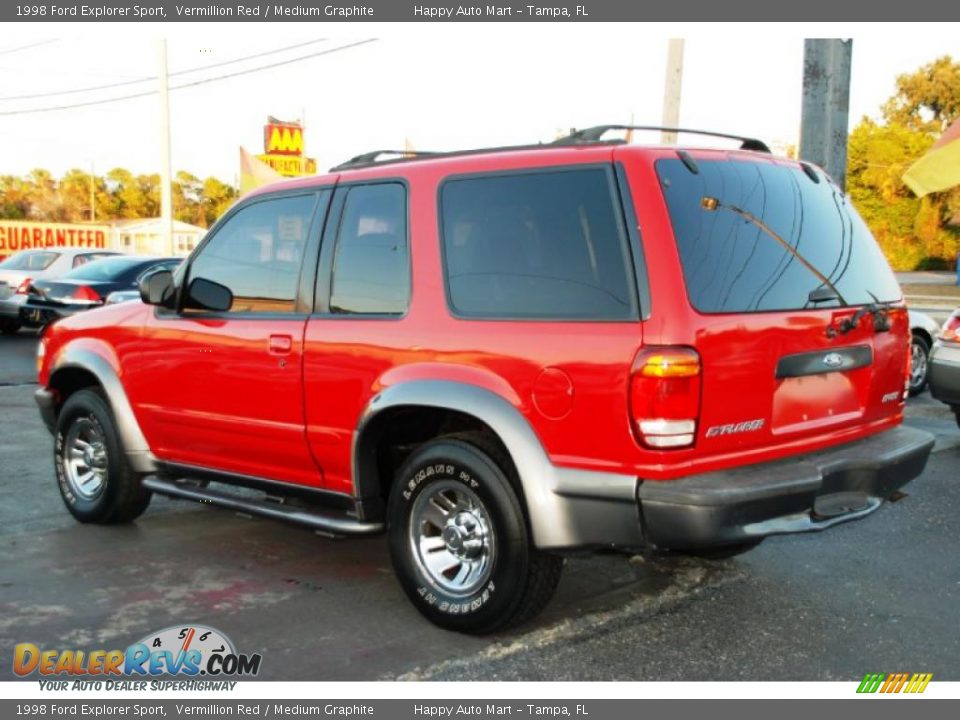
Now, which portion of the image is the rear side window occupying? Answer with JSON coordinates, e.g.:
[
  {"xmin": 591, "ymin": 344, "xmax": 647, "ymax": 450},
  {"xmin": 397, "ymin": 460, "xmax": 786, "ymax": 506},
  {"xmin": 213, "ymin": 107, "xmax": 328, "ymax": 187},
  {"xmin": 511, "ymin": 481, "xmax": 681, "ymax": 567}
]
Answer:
[
  {"xmin": 440, "ymin": 168, "xmax": 636, "ymax": 320},
  {"xmin": 656, "ymin": 158, "xmax": 901, "ymax": 313},
  {"xmin": 329, "ymin": 183, "xmax": 409, "ymax": 315},
  {"xmin": 73, "ymin": 252, "xmax": 116, "ymax": 268}
]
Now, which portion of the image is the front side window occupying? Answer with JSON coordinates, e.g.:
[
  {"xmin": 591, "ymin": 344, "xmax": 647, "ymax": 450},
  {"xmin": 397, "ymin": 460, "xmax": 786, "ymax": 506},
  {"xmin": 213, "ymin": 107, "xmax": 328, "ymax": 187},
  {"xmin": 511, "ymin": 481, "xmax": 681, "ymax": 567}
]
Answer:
[
  {"xmin": 187, "ymin": 193, "xmax": 319, "ymax": 313},
  {"xmin": 440, "ymin": 168, "xmax": 636, "ymax": 320},
  {"xmin": 329, "ymin": 183, "xmax": 409, "ymax": 315}
]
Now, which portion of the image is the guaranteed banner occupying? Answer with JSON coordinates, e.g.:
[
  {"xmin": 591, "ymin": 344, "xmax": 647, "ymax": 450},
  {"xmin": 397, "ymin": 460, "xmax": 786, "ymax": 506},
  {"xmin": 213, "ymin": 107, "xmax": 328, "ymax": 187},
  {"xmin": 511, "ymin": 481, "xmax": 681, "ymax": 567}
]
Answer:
[{"xmin": 0, "ymin": 221, "xmax": 109, "ymax": 260}]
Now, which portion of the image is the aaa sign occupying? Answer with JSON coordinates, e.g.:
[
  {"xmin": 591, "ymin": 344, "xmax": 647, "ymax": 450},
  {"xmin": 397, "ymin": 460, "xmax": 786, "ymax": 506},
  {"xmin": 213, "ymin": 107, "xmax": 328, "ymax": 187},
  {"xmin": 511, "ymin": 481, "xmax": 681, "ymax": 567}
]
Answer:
[{"xmin": 264, "ymin": 121, "xmax": 305, "ymax": 156}]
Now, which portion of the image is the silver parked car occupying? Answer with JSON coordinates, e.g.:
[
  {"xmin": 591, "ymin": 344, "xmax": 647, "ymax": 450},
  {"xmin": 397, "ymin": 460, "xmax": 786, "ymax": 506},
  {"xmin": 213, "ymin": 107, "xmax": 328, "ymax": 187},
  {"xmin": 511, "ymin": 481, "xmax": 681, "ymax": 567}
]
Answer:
[
  {"xmin": 0, "ymin": 248, "xmax": 119, "ymax": 334},
  {"xmin": 908, "ymin": 310, "xmax": 941, "ymax": 396},
  {"xmin": 929, "ymin": 308, "xmax": 960, "ymax": 429}
]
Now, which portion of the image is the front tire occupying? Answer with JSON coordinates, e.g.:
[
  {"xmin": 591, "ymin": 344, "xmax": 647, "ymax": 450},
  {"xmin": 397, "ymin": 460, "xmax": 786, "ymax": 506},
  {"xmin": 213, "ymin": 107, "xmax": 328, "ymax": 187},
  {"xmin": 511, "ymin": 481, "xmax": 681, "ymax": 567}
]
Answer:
[
  {"xmin": 909, "ymin": 332, "xmax": 931, "ymax": 396},
  {"xmin": 55, "ymin": 388, "xmax": 152, "ymax": 524},
  {"xmin": 387, "ymin": 436, "xmax": 563, "ymax": 634}
]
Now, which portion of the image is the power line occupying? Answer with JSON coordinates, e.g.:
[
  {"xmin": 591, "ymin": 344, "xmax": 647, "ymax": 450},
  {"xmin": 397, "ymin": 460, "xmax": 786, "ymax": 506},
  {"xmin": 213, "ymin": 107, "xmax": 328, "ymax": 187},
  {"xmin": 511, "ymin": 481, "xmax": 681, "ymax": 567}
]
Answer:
[
  {"xmin": 0, "ymin": 39, "xmax": 377, "ymax": 117},
  {"xmin": 0, "ymin": 38, "xmax": 329, "ymax": 101},
  {"xmin": 0, "ymin": 39, "xmax": 58, "ymax": 56}
]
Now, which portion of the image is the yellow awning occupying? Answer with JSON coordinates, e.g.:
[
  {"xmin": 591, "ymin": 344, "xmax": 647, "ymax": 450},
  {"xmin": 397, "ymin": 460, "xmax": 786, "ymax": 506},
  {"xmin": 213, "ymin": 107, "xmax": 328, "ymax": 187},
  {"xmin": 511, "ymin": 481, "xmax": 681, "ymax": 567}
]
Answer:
[
  {"xmin": 903, "ymin": 118, "xmax": 960, "ymax": 197},
  {"xmin": 239, "ymin": 146, "xmax": 283, "ymax": 195}
]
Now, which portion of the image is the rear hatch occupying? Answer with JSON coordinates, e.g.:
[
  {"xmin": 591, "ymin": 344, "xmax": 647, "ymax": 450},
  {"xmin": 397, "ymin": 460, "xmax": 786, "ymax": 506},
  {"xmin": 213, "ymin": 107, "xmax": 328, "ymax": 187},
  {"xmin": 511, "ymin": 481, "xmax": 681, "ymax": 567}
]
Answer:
[
  {"xmin": 0, "ymin": 251, "xmax": 61, "ymax": 300},
  {"xmin": 656, "ymin": 154, "xmax": 906, "ymax": 456},
  {"xmin": 27, "ymin": 279, "xmax": 107, "ymax": 308},
  {"xmin": 0, "ymin": 270, "xmax": 28, "ymax": 301}
]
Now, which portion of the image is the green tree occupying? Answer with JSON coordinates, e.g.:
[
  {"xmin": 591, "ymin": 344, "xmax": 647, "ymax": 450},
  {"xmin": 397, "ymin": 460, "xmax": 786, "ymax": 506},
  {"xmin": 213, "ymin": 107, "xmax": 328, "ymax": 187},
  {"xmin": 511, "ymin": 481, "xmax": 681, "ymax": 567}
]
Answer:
[
  {"xmin": 883, "ymin": 55, "xmax": 960, "ymax": 133},
  {"xmin": 200, "ymin": 176, "xmax": 237, "ymax": 227},
  {"xmin": 849, "ymin": 56, "xmax": 960, "ymax": 270}
]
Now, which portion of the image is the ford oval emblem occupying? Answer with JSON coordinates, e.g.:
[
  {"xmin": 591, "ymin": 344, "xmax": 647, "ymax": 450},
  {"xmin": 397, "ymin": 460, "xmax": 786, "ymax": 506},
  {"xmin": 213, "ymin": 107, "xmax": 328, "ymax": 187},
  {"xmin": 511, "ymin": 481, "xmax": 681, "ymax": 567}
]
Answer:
[{"xmin": 823, "ymin": 352, "xmax": 844, "ymax": 368}]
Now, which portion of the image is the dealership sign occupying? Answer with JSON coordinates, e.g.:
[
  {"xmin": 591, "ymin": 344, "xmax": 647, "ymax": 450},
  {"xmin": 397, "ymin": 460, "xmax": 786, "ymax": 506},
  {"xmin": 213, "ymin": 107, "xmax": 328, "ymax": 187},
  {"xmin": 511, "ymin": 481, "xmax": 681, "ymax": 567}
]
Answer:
[
  {"xmin": 257, "ymin": 116, "xmax": 316, "ymax": 177},
  {"xmin": 0, "ymin": 221, "xmax": 109, "ymax": 260}
]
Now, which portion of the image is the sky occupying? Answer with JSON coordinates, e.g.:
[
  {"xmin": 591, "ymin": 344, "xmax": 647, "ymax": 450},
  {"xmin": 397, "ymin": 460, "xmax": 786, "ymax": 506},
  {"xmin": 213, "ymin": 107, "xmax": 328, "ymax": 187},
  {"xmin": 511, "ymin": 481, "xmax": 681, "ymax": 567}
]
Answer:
[{"xmin": 0, "ymin": 23, "xmax": 956, "ymax": 183}]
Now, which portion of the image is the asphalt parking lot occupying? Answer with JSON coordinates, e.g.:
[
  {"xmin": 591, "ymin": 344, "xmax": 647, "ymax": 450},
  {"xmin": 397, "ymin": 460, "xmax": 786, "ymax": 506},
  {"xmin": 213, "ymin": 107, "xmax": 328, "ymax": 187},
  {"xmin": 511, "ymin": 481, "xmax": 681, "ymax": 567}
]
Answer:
[{"xmin": 2, "ymin": 328, "xmax": 959, "ymax": 681}]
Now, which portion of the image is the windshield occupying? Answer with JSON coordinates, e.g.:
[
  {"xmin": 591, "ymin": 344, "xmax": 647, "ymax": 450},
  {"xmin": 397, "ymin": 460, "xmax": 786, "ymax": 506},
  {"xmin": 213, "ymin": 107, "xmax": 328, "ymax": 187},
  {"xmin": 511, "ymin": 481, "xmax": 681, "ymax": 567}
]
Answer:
[
  {"xmin": 656, "ymin": 158, "xmax": 902, "ymax": 313},
  {"xmin": 64, "ymin": 257, "xmax": 148, "ymax": 281},
  {"xmin": 0, "ymin": 251, "xmax": 59, "ymax": 271}
]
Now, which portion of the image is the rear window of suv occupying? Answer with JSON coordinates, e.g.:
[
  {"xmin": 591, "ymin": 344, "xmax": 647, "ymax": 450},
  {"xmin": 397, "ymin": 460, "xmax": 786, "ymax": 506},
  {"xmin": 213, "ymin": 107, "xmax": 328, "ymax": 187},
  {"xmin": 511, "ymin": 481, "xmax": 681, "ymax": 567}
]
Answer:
[
  {"xmin": 656, "ymin": 158, "xmax": 902, "ymax": 313},
  {"xmin": 440, "ymin": 167, "xmax": 637, "ymax": 320}
]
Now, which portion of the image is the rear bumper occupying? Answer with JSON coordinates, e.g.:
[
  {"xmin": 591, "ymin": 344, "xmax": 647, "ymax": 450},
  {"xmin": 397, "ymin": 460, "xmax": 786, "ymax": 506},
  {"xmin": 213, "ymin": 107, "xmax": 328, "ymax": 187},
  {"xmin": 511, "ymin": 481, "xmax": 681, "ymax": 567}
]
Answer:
[
  {"xmin": 0, "ymin": 295, "xmax": 25, "ymax": 319},
  {"xmin": 19, "ymin": 303, "xmax": 78, "ymax": 327},
  {"xmin": 929, "ymin": 341, "xmax": 960, "ymax": 408},
  {"xmin": 635, "ymin": 425, "xmax": 934, "ymax": 550}
]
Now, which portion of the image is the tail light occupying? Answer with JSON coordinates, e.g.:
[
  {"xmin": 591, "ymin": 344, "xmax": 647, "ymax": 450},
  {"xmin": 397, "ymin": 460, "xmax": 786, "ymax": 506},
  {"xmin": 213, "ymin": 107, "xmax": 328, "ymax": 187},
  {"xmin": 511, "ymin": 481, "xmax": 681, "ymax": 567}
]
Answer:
[
  {"xmin": 70, "ymin": 285, "xmax": 102, "ymax": 305},
  {"xmin": 940, "ymin": 311, "xmax": 960, "ymax": 344},
  {"xmin": 630, "ymin": 347, "xmax": 701, "ymax": 449},
  {"xmin": 15, "ymin": 278, "xmax": 32, "ymax": 294}
]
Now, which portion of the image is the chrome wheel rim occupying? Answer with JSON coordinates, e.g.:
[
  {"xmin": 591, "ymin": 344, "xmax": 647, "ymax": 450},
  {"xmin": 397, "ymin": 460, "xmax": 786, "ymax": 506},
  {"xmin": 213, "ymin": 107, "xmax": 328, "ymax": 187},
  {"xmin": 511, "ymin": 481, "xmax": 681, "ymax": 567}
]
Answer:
[
  {"xmin": 910, "ymin": 340, "xmax": 927, "ymax": 389},
  {"xmin": 409, "ymin": 480, "xmax": 496, "ymax": 597},
  {"xmin": 62, "ymin": 416, "xmax": 108, "ymax": 500}
]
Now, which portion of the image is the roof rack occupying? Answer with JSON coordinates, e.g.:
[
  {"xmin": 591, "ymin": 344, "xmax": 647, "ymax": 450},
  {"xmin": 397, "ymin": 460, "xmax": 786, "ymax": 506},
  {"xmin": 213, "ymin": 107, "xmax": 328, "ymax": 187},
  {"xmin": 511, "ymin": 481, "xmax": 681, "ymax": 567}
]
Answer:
[
  {"xmin": 329, "ymin": 125, "xmax": 771, "ymax": 173},
  {"xmin": 553, "ymin": 125, "xmax": 771, "ymax": 153},
  {"xmin": 331, "ymin": 149, "xmax": 443, "ymax": 171}
]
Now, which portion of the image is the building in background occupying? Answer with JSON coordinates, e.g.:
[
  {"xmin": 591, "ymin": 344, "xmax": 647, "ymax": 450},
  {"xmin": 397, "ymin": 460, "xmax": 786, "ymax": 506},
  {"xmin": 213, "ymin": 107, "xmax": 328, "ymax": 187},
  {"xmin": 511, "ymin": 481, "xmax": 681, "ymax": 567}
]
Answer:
[{"xmin": 106, "ymin": 218, "xmax": 206, "ymax": 257}]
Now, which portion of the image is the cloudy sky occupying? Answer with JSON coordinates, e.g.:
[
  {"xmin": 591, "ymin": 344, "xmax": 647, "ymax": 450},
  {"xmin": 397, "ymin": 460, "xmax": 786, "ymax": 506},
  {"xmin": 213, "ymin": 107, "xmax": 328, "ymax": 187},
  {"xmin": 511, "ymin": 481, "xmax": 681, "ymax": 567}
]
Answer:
[{"xmin": 0, "ymin": 23, "xmax": 955, "ymax": 182}]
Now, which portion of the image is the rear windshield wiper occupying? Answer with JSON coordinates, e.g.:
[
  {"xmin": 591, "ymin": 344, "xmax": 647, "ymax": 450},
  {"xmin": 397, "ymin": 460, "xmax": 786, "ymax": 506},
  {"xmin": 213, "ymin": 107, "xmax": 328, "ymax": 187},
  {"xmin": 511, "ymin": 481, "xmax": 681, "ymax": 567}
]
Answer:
[
  {"xmin": 701, "ymin": 196, "xmax": 848, "ymax": 308},
  {"xmin": 837, "ymin": 291, "xmax": 893, "ymax": 335}
]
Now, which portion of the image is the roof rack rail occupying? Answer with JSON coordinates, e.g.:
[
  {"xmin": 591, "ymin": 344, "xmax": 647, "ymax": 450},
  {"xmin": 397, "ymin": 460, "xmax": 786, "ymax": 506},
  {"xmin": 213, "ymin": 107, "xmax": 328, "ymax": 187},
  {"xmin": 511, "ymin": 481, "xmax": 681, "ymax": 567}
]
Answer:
[
  {"xmin": 331, "ymin": 149, "xmax": 442, "ymax": 171},
  {"xmin": 554, "ymin": 125, "xmax": 771, "ymax": 153}
]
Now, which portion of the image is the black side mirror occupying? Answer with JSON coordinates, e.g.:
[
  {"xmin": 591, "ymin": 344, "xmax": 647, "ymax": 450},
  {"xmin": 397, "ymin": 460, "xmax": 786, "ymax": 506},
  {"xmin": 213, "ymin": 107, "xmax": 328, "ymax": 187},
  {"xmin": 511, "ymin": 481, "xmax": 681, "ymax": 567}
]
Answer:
[
  {"xmin": 138, "ymin": 269, "xmax": 175, "ymax": 307},
  {"xmin": 185, "ymin": 277, "xmax": 233, "ymax": 313}
]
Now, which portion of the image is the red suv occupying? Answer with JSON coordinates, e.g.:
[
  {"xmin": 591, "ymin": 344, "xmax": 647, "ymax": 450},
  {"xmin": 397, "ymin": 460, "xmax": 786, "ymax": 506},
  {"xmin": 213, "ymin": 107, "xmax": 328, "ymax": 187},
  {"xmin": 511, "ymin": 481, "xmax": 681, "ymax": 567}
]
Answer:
[{"xmin": 35, "ymin": 127, "xmax": 934, "ymax": 633}]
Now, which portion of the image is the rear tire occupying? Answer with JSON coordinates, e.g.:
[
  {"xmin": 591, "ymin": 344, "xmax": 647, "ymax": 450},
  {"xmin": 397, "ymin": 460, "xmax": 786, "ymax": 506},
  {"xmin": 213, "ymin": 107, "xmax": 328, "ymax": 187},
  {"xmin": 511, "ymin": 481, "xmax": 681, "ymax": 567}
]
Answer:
[
  {"xmin": 387, "ymin": 436, "xmax": 563, "ymax": 634},
  {"xmin": 908, "ymin": 332, "xmax": 931, "ymax": 397},
  {"xmin": 0, "ymin": 318, "xmax": 20, "ymax": 335},
  {"xmin": 55, "ymin": 388, "xmax": 152, "ymax": 524}
]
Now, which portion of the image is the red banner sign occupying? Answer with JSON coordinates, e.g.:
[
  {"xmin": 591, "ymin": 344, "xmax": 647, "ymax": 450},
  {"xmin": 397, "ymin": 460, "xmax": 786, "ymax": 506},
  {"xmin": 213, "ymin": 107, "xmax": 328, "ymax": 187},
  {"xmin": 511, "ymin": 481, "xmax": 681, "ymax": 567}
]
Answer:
[{"xmin": 0, "ymin": 221, "xmax": 109, "ymax": 260}]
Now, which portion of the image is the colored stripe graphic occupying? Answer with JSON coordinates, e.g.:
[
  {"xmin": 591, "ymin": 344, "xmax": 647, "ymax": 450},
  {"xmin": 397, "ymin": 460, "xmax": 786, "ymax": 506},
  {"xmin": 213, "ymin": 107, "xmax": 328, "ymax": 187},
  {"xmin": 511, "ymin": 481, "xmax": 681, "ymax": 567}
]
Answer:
[{"xmin": 857, "ymin": 672, "xmax": 931, "ymax": 693}]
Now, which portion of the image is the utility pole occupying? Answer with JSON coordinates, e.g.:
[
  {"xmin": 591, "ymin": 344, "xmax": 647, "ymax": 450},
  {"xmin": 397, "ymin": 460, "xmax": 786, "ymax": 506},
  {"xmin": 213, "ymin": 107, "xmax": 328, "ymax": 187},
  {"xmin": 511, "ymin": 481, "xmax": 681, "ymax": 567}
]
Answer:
[
  {"xmin": 157, "ymin": 39, "xmax": 174, "ymax": 255},
  {"xmin": 661, "ymin": 39, "xmax": 684, "ymax": 144},
  {"xmin": 799, "ymin": 39, "xmax": 853, "ymax": 190}
]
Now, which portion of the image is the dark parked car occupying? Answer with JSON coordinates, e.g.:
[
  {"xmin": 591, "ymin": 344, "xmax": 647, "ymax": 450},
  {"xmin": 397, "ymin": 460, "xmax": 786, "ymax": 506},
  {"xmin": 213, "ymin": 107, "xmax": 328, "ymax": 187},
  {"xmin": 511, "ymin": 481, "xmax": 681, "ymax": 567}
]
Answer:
[
  {"xmin": 929, "ymin": 308, "xmax": 960, "ymax": 428},
  {"xmin": 0, "ymin": 248, "xmax": 119, "ymax": 334},
  {"xmin": 21, "ymin": 256, "xmax": 181, "ymax": 327}
]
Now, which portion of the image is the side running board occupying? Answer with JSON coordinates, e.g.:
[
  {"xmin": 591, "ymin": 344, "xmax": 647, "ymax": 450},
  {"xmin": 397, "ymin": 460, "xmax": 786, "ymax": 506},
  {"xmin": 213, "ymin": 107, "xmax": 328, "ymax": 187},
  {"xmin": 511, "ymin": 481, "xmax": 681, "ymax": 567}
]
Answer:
[{"xmin": 142, "ymin": 477, "xmax": 384, "ymax": 536}]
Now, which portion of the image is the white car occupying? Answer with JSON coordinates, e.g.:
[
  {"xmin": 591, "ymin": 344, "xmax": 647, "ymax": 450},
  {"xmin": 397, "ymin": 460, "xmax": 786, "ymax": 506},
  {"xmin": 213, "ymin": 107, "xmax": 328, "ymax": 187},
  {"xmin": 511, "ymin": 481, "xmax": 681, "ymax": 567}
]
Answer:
[
  {"xmin": 908, "ymin": 309, "xmax": 941, "ymax": 396},
  {"xmin": 0, "ymin": 248, "xmax": 119, "ymax": 334}
]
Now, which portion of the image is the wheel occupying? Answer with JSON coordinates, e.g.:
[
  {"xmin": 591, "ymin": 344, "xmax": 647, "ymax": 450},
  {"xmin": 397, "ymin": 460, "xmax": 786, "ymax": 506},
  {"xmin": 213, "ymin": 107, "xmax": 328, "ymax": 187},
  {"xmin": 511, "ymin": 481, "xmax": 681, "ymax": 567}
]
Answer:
[
  {"xmin": 55, "ymin": 387, "xmax": 152, "ymax": 524},
  {"xmin": 387, "ymin": 435, "xmax": 563, "ymax": 634},
  {"xmin": 908, "ymin": 332, "xmax": 931, "ymax": 397},
  {"xmin": 0, "ymin": 318, "xmax": 20, "ymax": 335},
  {"xmin": 678, "ymin": 540, "xmax": 762, "ymax": 560}
]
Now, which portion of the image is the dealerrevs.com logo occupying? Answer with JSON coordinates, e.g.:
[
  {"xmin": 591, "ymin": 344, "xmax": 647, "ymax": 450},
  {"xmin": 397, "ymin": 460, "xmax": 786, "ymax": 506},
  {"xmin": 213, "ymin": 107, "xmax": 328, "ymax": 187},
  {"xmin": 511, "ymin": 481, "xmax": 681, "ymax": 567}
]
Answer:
[{"xmin": 13, "ymin": 624, "xmax": 262, "ymax": 688}]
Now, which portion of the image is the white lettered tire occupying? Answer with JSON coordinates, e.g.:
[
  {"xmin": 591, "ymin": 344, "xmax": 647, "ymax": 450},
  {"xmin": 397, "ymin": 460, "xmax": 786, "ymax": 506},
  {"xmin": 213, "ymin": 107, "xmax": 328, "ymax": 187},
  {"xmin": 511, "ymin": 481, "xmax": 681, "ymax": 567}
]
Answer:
[
  {"xmin": 387, "ymin": 435, "xmax": 563, "ymax": 634},
  {"xmin": 55, "ymin": 388, "xmax": 152, "ymax": 524}
]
